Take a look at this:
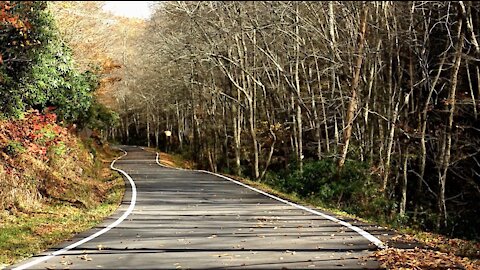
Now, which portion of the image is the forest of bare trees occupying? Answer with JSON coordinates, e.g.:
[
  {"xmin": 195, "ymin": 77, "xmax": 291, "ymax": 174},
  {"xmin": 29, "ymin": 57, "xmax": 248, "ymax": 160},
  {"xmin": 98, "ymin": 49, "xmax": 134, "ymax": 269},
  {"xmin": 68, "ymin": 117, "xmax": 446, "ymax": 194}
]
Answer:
[{"xmin": 111, "ymin": 1, "xmax": 480, "ymax": 240}]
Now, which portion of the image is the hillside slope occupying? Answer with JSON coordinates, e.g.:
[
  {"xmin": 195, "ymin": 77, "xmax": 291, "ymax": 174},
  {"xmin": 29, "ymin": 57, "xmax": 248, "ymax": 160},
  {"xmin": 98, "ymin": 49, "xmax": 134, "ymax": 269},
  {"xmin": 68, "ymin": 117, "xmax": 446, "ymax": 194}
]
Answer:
[{"xmin": 0, "ymin": 110, "xmax": 124, "ymax": 266}]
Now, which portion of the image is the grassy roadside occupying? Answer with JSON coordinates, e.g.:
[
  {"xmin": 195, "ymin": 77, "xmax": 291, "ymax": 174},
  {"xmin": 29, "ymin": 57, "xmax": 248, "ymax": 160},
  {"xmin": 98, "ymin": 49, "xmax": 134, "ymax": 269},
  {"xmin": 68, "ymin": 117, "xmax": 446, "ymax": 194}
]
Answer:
[
  {"xmin": 0, "ymin": 144, "xmax": 125, "ymax": 268},
  {"xmin": 0, "ymin": 182, "xmax": 122, "ymax": 266},
  {"xmin": 154, "ymin": 149, "xmax": 480, "ymax": 269},
  {"xmin": 157, "ymin": 151, "xmax": 196, "ymax": 169}
]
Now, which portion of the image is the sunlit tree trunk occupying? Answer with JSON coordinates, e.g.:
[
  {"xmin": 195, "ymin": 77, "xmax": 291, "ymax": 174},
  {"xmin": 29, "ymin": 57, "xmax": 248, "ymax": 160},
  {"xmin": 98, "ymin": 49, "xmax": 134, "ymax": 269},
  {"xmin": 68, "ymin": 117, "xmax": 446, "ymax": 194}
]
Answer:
[
  {"xmin": 146, "ymin": 107, "xmax": 150, "ymax": 148},
  {"xmin": 294, "ymin": 3, "xmax": 303, "ymax": 173},
  {"xmin": 438, "ymin": 12, "xmax": 464, "ymax": 229},
  {"xmin": 338, "ymin": 3, "xmax": 368, "ymax": 168}
]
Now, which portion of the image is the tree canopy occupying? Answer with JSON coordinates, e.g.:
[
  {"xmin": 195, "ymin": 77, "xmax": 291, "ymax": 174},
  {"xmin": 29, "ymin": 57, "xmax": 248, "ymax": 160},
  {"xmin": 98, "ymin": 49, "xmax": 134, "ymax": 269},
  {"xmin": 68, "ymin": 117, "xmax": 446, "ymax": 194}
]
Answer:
[{"xmin": 0, "ymin": 1, "xmax": 102, "ymax": 126}]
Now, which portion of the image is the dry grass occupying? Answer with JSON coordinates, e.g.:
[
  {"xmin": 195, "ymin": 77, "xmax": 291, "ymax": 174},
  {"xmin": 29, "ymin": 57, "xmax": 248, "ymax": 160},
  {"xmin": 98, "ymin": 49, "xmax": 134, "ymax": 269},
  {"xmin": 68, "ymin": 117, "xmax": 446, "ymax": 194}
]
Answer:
[
  {"xmin": 0, "ymin": 115, "xmax": 125, "ymax": 267},
  {"xmin": 0, "ymin": 154, "xmax": 124, "ymax": 266}
]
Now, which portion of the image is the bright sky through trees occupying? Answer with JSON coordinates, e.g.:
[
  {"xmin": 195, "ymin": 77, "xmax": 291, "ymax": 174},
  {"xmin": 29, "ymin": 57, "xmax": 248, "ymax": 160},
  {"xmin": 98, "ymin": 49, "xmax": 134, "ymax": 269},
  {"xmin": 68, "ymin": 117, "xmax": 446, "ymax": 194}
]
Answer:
[{"xmin": 102, "ymin": 1, "xmax": 153, "ymax": 19}]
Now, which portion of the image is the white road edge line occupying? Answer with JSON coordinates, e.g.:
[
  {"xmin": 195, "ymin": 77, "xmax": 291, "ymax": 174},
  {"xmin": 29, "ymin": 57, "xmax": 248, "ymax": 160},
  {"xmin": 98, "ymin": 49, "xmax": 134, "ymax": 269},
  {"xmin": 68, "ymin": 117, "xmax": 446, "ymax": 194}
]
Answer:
[
  {"xmin": 155, "ymin": 152, "xmax": 386, "ymax": 249},
  {"xmin": 13, "ymin": 149, "xmax": 138, "ymax": 270}
]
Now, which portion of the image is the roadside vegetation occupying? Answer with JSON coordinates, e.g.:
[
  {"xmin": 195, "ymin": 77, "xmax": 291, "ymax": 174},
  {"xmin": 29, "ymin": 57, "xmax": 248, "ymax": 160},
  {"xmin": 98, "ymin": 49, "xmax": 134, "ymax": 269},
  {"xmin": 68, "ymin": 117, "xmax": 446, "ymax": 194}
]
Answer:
[
  {"xmin": 0, "ymin": 2, "xmax": 123, "ymax": 267},
  {"xmin": 0, "ymin": 111, "xmax": 124, "ymax": 266},
  {"xmin": 157, "ymin": 150, "xmax": 480, "ymax": 269}
]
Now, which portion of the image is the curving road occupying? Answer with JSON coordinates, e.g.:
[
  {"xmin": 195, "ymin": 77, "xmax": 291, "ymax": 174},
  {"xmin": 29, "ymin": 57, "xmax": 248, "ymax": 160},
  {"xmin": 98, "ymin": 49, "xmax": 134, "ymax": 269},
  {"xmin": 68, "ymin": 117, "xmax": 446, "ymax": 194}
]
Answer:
[{"xmin": 11, "ymin": 146, "xmax": 386, "ymax": 269}]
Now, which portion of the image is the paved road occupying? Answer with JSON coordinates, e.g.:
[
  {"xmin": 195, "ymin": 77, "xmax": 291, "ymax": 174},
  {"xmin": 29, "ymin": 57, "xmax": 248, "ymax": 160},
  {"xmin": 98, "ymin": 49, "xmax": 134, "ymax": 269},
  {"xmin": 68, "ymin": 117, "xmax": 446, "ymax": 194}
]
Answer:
[{"xmin": 12, "ymin": 146, "xmax": 385, "ymax": 269}]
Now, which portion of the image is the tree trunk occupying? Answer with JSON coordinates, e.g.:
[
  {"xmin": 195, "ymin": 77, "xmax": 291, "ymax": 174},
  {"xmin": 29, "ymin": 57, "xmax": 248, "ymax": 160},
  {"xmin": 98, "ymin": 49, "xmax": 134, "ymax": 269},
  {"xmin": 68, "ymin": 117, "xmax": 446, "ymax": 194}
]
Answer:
[
  {"xmin": 313, "ymin": 48, "xmax": 330, "ymax": 154},
  {"xmin": 146, "ymin": 110, "xmax": 150, "ymax": 148},
  {"xmin": 134, "ymin": 113, "xmax": 140, "ymax": 136},
  {"xmin": 328, "ymin": 1, "xmax": 337, "ymax": 151},
  {"xmin": 338, "ymin": 4, "xmax": 368, "ymax": 168},
  {"xmin": 415, "ymin": 40, "xmax": 448, "ymax": 218},
  {"xmin": 466, "ymin": 62, "xmax": 477, "ymax": 120},
  {"xmin": 176, "ymin": 100, "xmax": 184, "ymax": 150},
  {"xmin": 383, "ymin": 97, "xmax": 399, "ymax": 191},
  {"xmin": 295, "ymin": 3, "xmax": 303, "ymax": 173},
  {"xmin": 311, "ymin": 75, "xmax": 321, "ymax": 160},
  {"xmin": 249, "ymin": 98, "xmax": 259, "ymax": 179},
  {"xmin": 233, "ymin": 103, "xmax": 242, "ymax": 175},
  {"xmin": 437, "ymin": 13, "xmax": 464, "ymax": 229},
  {"xmin": 400, "ymin": 146, "xmax": 408, "ymax": 216},
  {"xmin": 155, "ymin": 127, "xmax": 159, "ymax": 149},
  {"xmin": 260, "ymin": 129, "xmax": 277, "ymax": 180}
]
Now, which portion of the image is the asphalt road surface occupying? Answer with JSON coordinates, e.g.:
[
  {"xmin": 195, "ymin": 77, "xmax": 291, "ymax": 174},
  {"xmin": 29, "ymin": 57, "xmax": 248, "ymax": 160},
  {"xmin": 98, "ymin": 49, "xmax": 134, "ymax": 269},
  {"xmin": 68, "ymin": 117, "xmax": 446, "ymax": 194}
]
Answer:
[{"xmin": 12, "ymin": 146, "xmax": 386, "ymax": 269}]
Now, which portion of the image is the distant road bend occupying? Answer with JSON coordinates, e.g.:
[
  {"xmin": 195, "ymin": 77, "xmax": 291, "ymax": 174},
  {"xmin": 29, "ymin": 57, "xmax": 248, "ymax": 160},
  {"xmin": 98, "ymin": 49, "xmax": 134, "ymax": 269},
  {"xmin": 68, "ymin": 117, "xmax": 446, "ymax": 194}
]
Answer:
[{"xmin": 12, "ymin": 146, "xmax": 387, "ymax": 269}]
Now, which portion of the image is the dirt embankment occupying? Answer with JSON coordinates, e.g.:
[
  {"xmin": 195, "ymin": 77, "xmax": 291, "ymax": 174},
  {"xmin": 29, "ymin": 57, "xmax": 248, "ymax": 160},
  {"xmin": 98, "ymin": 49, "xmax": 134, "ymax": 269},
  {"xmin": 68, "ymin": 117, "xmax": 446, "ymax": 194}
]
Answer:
[{"xmin": 0, "ymin": 110, "xmax": 124, "ymax": 266}]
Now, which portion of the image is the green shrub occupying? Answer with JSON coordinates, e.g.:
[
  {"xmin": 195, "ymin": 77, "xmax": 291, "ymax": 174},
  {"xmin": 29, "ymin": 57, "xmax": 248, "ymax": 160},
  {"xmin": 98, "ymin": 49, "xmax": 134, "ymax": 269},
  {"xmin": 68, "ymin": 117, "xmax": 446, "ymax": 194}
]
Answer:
[
  {"xmin": 49, "ymin": 142, "xmax": 66, "ymax": 156},
  {"xmin": 4, "ymin": 141, "xmax": 26, "ymax": 157},
  {"xmin": 290, "ymin": 159, "xmax": 337, "ymax": 197},
  {"xmin": 260, "ymin": 158, "xmax": 388, "ymax": 219},
  {"xmin": 0, "ymin": 1, "xmax": 97, "ymax": 126}
]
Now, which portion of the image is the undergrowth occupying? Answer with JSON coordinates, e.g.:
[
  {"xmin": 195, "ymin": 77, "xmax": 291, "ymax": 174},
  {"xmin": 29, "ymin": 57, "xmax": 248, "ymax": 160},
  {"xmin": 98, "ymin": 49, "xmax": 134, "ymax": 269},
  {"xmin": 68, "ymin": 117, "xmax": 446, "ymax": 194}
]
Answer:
[
  {"xmin": 0, "ymin": 110, "xmax": 124, "ymax": 266},
  {"xmin": 261, "ymin": 158, "xmax": 391, "ymax": 222}
]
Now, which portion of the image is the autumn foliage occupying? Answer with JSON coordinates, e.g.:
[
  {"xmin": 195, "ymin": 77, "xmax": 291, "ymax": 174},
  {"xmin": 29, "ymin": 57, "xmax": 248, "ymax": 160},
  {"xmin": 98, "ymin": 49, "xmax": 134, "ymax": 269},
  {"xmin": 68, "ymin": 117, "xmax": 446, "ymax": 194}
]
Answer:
[
  {"xmin": 0, "ymin": 110, "xmax": 65, "ymax": 159},
  {"xmin": 0, "ymin": 1, "xmax": 33, "ymax": 64},
  {"xmin": 0, "ymin": 1, "xmax": 122, "ymax": 265},
  {"xmin": 0, "ymin": 1, "xmax": 32, "ymax": 29},
  {"xmin": 374, "ymin": 247, "xmax": 480, "ymax": 270},
  {"xmin": 0, "ymin": 1, "xmax": 41, "ymax": 70},
  {"xmin": 0, "ymin": 1, "xmax": 120, "ymax": 213},
  {"xmin": 0, "ymin": 109, "xmax": 123, "ymax": 265},
  {"xmin": 0, "ymin": 110, "xmax": 115, "ymax": 212}
]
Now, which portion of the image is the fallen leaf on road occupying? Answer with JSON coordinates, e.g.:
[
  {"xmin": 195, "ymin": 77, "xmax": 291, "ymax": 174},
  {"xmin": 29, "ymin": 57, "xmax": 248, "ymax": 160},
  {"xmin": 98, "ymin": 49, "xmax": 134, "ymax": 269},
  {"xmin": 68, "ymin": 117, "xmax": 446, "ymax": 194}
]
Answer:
[
  {"xmin": 215, "ymin": 253, "xmax": 232, "ymax": 258},
  {"xmin": 78, "ymin": 254, "xmax": 92, "ymax": 261},
  {"xmin": 60, "ymin": 260, "xmax": 72, "ymax": 266}
]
